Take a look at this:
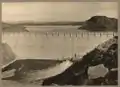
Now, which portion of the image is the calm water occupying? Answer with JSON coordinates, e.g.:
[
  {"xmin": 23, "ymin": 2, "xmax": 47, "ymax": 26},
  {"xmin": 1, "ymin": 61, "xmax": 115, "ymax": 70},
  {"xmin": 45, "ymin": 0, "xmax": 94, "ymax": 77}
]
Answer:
[{"xmin": 25, "ymin": 25, "xmax": 87, "ymax": 32}]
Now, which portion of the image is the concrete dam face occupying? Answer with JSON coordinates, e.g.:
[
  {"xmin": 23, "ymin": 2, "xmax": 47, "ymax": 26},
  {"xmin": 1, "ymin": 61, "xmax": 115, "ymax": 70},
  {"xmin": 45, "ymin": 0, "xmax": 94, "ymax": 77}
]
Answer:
[{"xmin": 2, "ymin": 32, "xmax": 116, "ymax": 59}]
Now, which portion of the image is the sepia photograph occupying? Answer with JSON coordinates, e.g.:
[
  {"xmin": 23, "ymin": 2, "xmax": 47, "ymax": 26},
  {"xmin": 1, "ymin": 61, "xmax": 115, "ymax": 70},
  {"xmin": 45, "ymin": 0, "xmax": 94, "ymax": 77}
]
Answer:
[{"xmin": 1, "ymin": 2, "xmax": 118, "ymax": 86}]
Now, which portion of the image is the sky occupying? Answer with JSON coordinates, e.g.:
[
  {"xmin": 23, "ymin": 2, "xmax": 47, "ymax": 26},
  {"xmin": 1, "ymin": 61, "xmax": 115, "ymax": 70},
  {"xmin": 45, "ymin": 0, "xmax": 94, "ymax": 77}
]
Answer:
[{"xmin": 2, "ymin": 2, "xmax": 118, "ymax": 22}]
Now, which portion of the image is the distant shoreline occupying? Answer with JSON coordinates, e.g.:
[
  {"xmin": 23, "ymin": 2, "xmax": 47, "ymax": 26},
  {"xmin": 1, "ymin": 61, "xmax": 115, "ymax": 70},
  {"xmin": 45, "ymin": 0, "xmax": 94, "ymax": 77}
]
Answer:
[{"xmin": 4, "ymin": 22, "xmax": 84, "ymax": 26}]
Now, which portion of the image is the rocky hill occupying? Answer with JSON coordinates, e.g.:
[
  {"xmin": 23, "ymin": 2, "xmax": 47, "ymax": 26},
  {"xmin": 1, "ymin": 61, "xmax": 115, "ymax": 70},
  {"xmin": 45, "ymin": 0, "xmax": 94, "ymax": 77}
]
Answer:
[
  {"xmin": 42, "ymin": 36, "xmax": 118, "ymax": 85},
  {"xmin": 79, "ymin": 16, "xmax": 118, "ymax": 31}
]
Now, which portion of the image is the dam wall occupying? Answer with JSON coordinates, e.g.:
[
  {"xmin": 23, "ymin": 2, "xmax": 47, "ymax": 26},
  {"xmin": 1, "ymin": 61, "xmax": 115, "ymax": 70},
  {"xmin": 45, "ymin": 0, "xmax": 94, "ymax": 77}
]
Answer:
[{"xmin": 2, "ymin": 32, "xmax": 116, "ymax": 59}]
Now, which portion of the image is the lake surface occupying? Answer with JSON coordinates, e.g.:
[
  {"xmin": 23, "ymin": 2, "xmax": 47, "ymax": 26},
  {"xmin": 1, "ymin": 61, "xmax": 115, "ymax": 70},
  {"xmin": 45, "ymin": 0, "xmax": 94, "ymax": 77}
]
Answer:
[{"xmin": 25, "ymin": 25, "xmax": 81, "ymax": 32}]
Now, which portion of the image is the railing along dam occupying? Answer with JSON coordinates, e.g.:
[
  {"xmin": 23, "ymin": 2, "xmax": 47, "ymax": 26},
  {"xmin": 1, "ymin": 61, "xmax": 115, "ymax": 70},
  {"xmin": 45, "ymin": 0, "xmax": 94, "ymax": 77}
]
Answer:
[{"xmin": 2, "ymin": 32, "xmax": 116, "ymax": 59}]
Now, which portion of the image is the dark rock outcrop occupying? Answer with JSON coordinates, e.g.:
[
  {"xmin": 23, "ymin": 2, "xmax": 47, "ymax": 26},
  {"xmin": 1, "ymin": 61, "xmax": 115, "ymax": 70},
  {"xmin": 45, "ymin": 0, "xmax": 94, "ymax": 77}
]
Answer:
[
  {"xmin": 79, "ymin": 16, "xmax": 118, "ymax": 31},
  {"xmin": 42, "ymin": 36, "xmax": 118, "ymax": 85}
]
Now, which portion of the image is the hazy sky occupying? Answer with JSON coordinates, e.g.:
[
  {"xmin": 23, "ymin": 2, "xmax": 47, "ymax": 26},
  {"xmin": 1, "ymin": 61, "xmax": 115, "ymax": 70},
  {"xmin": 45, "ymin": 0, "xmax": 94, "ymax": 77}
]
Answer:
[{"xmin": 2, "ymin": 2, "xmax": 118, "ymax": 22}]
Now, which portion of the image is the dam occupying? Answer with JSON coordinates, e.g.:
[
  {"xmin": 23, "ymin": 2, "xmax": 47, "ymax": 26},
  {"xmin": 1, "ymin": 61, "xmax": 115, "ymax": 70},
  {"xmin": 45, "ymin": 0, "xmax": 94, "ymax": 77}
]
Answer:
[
  {"xmin": 2, "ymin": 32, "xmax": 116, "ymax": 59},
  {"xmin": 1, "ymin": 31, "xmax": 117, "ymax": 86}
]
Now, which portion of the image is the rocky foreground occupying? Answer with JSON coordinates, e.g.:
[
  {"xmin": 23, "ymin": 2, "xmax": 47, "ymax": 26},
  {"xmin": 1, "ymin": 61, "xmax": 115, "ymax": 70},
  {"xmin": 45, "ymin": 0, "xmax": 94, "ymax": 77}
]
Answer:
[{"xmin": 42, "ymin": 36, "xmax": 118, "ymax": 85}]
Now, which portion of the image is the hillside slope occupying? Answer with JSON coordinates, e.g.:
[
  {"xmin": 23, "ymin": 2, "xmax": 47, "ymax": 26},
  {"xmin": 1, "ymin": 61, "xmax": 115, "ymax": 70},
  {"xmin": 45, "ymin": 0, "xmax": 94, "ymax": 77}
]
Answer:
[
  {"xmin": 2, "ymin": 23, "xmax": 29, "ymax": 32},
  {"xmin": 42, "ymin": 36, "xmax": 118, "ymax": 85},
  {"xmin": 1, "ymin": 43, "xmax": 16, "ymax": 65},
  {"xmin": 79, "ymin": 16, "xmax": 118, "ymax": 31}
]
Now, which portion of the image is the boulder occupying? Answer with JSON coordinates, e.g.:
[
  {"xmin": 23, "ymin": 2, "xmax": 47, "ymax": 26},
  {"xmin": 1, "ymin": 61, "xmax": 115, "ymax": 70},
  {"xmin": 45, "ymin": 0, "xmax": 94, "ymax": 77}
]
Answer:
[{"xmin": 88, "ymin": 64, "xmax": 108, "ymax": 79}]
